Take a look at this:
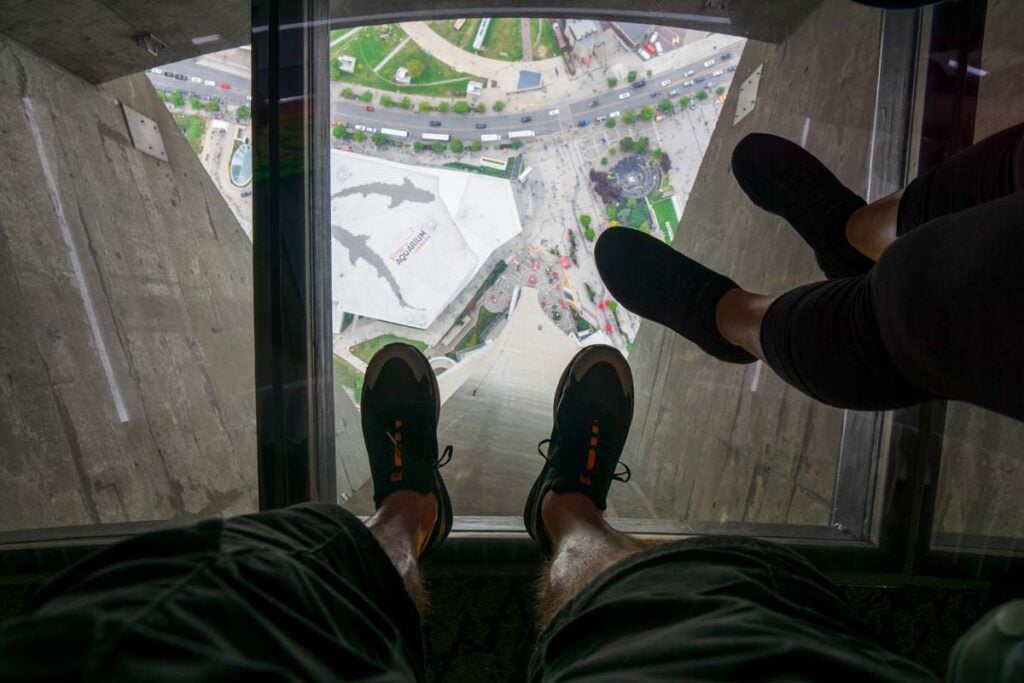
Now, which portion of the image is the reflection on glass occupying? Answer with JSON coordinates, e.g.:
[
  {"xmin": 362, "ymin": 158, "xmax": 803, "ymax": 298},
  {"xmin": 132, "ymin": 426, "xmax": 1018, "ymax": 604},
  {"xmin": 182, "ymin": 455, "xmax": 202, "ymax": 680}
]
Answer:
[{"xmin": 326, "ymin": 10, "xmax": 889, "ymax": 523}]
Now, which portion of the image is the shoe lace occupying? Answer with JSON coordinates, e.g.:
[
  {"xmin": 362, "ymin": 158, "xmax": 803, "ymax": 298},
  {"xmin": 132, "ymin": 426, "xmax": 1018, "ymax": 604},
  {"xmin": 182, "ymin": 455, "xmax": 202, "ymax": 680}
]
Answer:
[
  {"xmin": 385, "ymin": 431, "xmax": 453, "ymax": 469},
  {"xmin": 536, "ymin": 438, "xmax": 632, "ymax": 482}
]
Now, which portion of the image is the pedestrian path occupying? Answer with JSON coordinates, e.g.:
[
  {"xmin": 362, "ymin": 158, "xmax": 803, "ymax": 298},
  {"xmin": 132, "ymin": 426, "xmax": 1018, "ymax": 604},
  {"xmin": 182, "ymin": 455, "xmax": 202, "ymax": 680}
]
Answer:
[
  {"xmin": 330, "ymin": 26, "xmax": 360, "ymax": 48},
  {"xmin": 374, "ymin": 37, "xmax": 410, "ymax": 73}
]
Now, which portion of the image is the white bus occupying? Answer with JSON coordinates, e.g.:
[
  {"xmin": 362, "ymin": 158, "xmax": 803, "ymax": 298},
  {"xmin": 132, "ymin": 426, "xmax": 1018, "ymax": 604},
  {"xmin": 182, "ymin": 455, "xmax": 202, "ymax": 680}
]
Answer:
[
  {"xmin": 517, "ymin": 166, "xmax": 533, "ymax": 183},
  {"xmin": 381, "ymin": 127, "xmax": 409, "ymax": 138},
  {"xmin": 507, "ymin": 129, "xmax": 536, "ymax": 139},
  {"xmin": 421, "ymin": 132, "xmax": 450, "ymax": 141},
  {"xmin": 480, "ymin": 133, "xmax": 501, "ymax": 142}
]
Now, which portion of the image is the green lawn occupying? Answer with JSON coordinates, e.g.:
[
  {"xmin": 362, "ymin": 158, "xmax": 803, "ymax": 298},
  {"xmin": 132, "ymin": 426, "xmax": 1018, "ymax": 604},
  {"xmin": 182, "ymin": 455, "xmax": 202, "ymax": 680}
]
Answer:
[
  {"xmin": 173, "ymin": 114, "xmax": 206, "ymax": 154},
  {"xmin": 350, "ymin": 334, "xmax": 428, "ymax": 365},
  {"xmin": 333, "ymin": 355, "xmax": 365, "ymax": 404},
  {"xmin": 650, "ymin": 197, "xmax": 679, "ymax": 242},
  {"xmin": 454, "ymin": 307, "xmax": 501, "ymax": 353},
  {"xmin": 530, "ymin": 18, "xmax": 560, "ymax": 60},
  {"xmin": 428, "ymin": 18, "xmax": 481, "ymax": 50},
  {"xmin": 332, "ymin": 24, "xmax": 485, "ymax": 98},
  {"xmin": 478, "ymin": 18, "xmax": 522, "ymax": 61}
]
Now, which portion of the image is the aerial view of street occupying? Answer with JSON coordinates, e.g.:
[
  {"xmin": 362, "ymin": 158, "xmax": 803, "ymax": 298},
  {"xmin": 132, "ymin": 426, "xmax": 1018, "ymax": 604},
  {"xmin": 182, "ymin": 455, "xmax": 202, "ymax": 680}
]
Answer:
[{"xmin": 150, "ymin": 18, "xmax": 744, "ymax": 411}]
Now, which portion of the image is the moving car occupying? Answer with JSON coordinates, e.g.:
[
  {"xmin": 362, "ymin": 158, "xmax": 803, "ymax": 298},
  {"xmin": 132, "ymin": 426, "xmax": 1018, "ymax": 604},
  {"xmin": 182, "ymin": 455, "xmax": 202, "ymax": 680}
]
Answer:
[
  {"xmin": 682, "ymin": 80, "xmax": 694, "ymax": 87},
  {"xmin": 365, "ymin": 105, "xmax": 375, "ymax": 112},
  {"xmin": 703, "ymin": 59, "xmax": 716, "ymax": 67},
  {"xmin": 520, "ymin": 115, "xmax": 532, "ymax": 123},
  {"xmin": 712, "ymin": 69, "xmax": 724, "ymax": 77},
  {"xmin": 577, "ymin": 118, "xmax": 590, "ymax": 127},
  {"xmin": 720, "ymin": 52, "xmax": 733, "ymax": 60},
  {"xmin": 631, "ymin": 79, "xmax": 647, "ymax": 88},
  {"xmin": 649, "ymin": 90, "xmax": 661, "ymax": 98},
  {"xmin": 475, "ymin": 122, "xmax": 487, "ymax": 129},
  {"xmin": 659, "ymin": 78, "xmax": 672, "ymax": 87},
  {"xmin": 705, "ymin": 80, "xmax": 716, "ymax": 89},
  {"xmin": 429, "ymin": 120, "xmax": 442, "ymax": 127},
  {"xmin": 668, "ymin": 88, "xmax": 681, "ymax": 96},
  {"xmin": 727, "ymin": 65, "xmax": 737, "ymax": 72},
  {"xmin": 683, "ymin": 69, "xmax": 695, "ymax": 77},
  {"xmin": 588, "ymin": 99, "xmax": 599, "ymax": 107},
  {"xmin": 695, "ymin": 76, "xmax": 706, "ymax": 83},
  {"xmin": 219, "ymin": 82, "xmax": 232, "ymax": 89},
  {"xmin": 548, "ymin": 109, "xmax": 560, "ymax": 116},
  {"xmin": 618, "ymin": 92, "xmax": 631, "ymax": 100}
]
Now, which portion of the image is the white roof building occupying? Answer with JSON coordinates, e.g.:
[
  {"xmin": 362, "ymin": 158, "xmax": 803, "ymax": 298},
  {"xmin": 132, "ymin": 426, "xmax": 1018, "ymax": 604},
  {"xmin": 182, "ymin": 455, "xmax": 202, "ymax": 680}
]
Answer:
[
  {"xmin": 466, "ymin": 80, "xmax": 484, "ymax": 97},
  {"xmin": 394, "ymin": 67, "xmax": 411, "ymax": 84},
  {"xmin": 338, "ymin": 55, "xmax": 356, "ymax": 73}
]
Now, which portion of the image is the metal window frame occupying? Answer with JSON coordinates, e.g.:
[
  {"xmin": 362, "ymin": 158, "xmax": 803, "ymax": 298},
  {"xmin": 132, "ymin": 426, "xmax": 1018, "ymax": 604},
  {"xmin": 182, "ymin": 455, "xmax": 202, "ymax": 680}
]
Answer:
[{"xmin": 1, "ymin": 0, "xmax": 1020, "ymax": 587}]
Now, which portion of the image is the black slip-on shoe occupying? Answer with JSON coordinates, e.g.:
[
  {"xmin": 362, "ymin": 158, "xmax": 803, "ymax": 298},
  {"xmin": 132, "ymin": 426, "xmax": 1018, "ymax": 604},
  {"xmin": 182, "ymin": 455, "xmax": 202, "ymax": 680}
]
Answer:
[
  {"xmin": 524, "ymin": 345, "xmax": 634, "ymax": 559},
  {"xmin": 595, "ymin": 227, "xmax": 756, "ymax": 364},
  {"xmin": 362, "ymin": 343, "xmax": 453, "ymax": 555},
  {"xmin": 732, "ymin": 132, "xmax": 875, "ymax": 279}
]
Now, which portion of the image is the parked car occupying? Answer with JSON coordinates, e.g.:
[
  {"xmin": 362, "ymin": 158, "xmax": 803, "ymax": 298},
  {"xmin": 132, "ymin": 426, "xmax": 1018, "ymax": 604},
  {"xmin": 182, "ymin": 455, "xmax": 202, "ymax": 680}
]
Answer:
[
  {"xmin": 643, "ymin": 43, "xmax": 656, "ymax": 55},
  {"xmin": 682, "ymin": 80, "xmax": 694, "ymax": 87},
  {"xmin": 683, "ymin": 69, "xmax": 695, "ymax": 77},
  {"xmin": 595, "ymin": 114, "xmax": 608, "ymax": 122},
  {"xmin": 475, "ymin": 122, "xmax": 487, "ymax": 129},
  {"xmin": 637, "ymin": 49, "xmax": 651, "ymax": 61},
  {"xmin": 174, "ymin": 73, "xmax": 188, "ymax": 81},
  {"xmin": 218, "ymin": 82, "xmax": 232, "ymax": 90},
  {"xmin": 659, "ymin": 78, "xmax": 672, "ymax": 87},
  {"xmin": 703, "ymin": 59, "xmax": 716, "ymax": 67},
  {"xmin": 588, "ymin": 99, "xmax": 599, "ymax": 107},
  {"xmin": 353, "ymin": 124, "xmax": 366, "ymax": 131},
  {"xmin": 618, "ymin": 92, "xmax": 631, "ymax": 100},
  {"xmin": 240, "ymin": 191, "xmax": 252, "ymax": 198},
  {"xmin": 655, "ymin": 42, "xmax": 664, "ymax": 55},
  {"xmin": 727, "ymin": 65, "xmax": 737, "ymax": 72},
  {"xmin": 190, "ymin": 76, "xmax": 203, "ymax": 83},
  {"xmin": 577, "ymin": 118, "xmax": 591, "ymax": 127},
  {"xmin": 720, "ymin": 52, "xmax": 733, "ymax": 60},
  {"xmin": 520, "ymin": 115, "xmax": 532, "ymax": 123},
  {"xmin": 548, "ymin": 109, "xmax": 560, "ymax": 116},
  {"xmin": 365, "ymin": 105, "xmax": 375, "ymax": 112},
  {"xmin": 631, "ymin": 79, "xmax": 647, "ymax": 89},
  {"xmin": 429, "ymin": 120, "xmax": 442, "ymax": 127},
  {"xmin": 712, "ymin": 69, "xmax": 724, "ymax": 77},
  {"xmin": 669, "ymin": 88, "xmax": 681, "ymax": 96},
  {"xmin": 609, "ymin": 110, "xmax": 621, "ymax": 118},
  {"xmin": 704, "ymin": 80, "xmax": 716, "ymax": 89},
  {"xmin": 365, "ymin": 127, "xmax": 378, "ymax": 133},
  {"xmin": 204, "ymin": 79, "xmax": 216, "ymax": 87},
  {"xmin": 148, "ymin": 68, "xmax": 163, "ymax": 75},
  {"xmin": 695, "ymin": 76, "xmax": 706, "ymax": 83}
]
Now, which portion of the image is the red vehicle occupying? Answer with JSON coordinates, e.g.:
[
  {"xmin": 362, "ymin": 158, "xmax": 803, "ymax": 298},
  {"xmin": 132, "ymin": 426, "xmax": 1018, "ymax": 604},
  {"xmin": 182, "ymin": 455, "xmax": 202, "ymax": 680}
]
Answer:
[
  {"xmin": 365, "ymin": 105, "xmax": 375, "ymax": 112},
  {"xmin": 218, "ymin": 82, "xmax": 231, "ymax": 90},
  {"xmin": 643, "ymin": 42, "xmax": 656, "ymax": 55}
]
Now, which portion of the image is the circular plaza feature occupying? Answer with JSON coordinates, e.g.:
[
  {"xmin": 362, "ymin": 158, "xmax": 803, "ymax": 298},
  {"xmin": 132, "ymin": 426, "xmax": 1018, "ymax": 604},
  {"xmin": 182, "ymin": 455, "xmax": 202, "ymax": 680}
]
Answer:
[{"xmin": 610, "ymin": 156, "xmax": 661, "ymax": 199}]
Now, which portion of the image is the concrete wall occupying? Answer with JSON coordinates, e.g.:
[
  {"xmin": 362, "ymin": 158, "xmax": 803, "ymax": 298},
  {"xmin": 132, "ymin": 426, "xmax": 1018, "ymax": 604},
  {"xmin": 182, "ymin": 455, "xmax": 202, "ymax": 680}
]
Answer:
[
  {"xmin": 0, "ymin": 35, "xmax": 256, "ymax": 530},
  {"xmin": 622, "ymin": 0, "xmax": 883, "ymax": 525}
]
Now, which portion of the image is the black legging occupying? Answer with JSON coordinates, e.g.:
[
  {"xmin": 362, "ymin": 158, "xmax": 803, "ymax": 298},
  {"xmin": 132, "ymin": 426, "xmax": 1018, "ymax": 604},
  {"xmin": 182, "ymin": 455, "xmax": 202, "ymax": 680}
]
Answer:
[{"xmin": 761, "ymin": 191, "xmax": 1024, "ymax": 420}]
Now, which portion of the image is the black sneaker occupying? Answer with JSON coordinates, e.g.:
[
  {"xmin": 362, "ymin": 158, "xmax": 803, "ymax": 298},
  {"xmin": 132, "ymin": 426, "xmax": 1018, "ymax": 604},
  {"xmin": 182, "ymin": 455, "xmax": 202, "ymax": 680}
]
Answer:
[
  {"xmin": 731, "ymin": 132, "xmax": 875, "ymax": 279},
  {"xmin": 595, "ymin": 227, "xmax": 756, "ymax": 364},
  {"xmin": 524, "ymin": 345, "xmax": 634, "ymax": 558},
  {"xmin": 362, "ymin": 343, "xmax": 452, "ymax": 555}
]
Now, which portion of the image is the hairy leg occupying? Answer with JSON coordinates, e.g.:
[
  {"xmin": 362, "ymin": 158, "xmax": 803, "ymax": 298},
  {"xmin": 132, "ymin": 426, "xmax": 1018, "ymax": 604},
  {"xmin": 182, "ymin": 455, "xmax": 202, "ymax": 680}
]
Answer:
[
  {"xmin": 536, "ymin": 492, "xmax": 646, "ymax": 628},
  {"xmin": 367, "ymin": 491, "xmax": 437, "ymax": 613}
]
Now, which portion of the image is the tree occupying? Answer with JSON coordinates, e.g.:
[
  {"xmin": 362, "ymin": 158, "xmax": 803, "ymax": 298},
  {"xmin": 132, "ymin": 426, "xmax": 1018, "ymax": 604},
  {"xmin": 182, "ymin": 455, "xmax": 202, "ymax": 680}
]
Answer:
[
  {"xmin": 696, "ymin": 89, "xmax": 709, "ymax": 101},
  {"xmin": 620, "ymin": 136, "xmax": 635, "ymax": 152},
  {"xmin": 453, "ymin": 100, "xmax": 470, "ymax": 114},
  {"xmin": 600, "ymin": 157, "xmax": 608, "ymax": 165},
  {"xmin": 470, "ymin": 140, "xmax": 483, "ymax": 152},
  {"xmin": 413, "ymin": 140, "xmax": 424, "ymax": 152},
  {"xmin": 716, "ymin": 86, "xmax": 726, "ymax": 96},
  {"xmin": 634, "ymin": 136, "xmax": 650, "ymax": 155},
  {"xmin": 380, "ymin": 94, "xmax": 395, "ymax": 107},
  {"xmin": 605, "ymin": 118, "xmax": 616, "ymax": 128},
  {"xmin": 360, "ymin": 91, "xmax": 373, "ymax": 103},
  {"xmin": 417, "ymin": 100, "xmax": 431, "ymax": 113},
  {"xmin": 205, "ymin": 99, "xmax": 221, "ymax": 113},
  {"xmin": 627, "ymin": 70, "xmax": 637, "ymax": 82},
  {"xmin": 474, "ymin": 103, "xmax": 486, "ymax": 113},
  {"xmin": 371, "ymin": 132, "xmax": 389, "ymax": 146},
  {"xmin": 170, "ymin": 91, "xmax": 185, "ymax": 107},
  {"xmin": 353, "ymin": 130, "xmax": 365, "ymax": 142},
  {"xmin": 622, "ymin": 110, "xmax": 637, "ymax": 124},
  {"xmin": 188, "ymin": 95, "xmax": 201, "ymax": 110},
  {"xmin": 579, "ymin": 214, "xmax": 592, "ymax": 228},
  {"xmin": 451, "ymin": 139, "xmax": 464, "ymax": 153},
  {"xmin": 399, "ymin": 96, "xmax": 412, "ymax": 110},
  {"xmin": 660, "ymin": 152, "xmax": 672, "ymax": 172},
  {"xmin": 608, "ymin": 146, "xmax": 617, "ymax": 155},
  {"xmin": 589, "ymin": 169, "xmax": 622, "ymax": 205},
  {"xmin": 493, "ymin": 100, "xmax": 505, "ymax": 112},
  {"xmin": 658, "ymin": 98, "xmax": 674, "ymax": 114},
  {"xmin": 639, "ymin": 105, "xmax": 655, "ymax": 121},
  {"xmin": 653, "ymin": 148, "xmax": 664, "ymax": 159},
  {"xmin": 645, "ymin": 69, "xmax": 653, "ymax": 77},
  {"xmin": 605, "ymin": 204, "xmax": 618, "ymax": 219},
  {"xmin": 236, "ymin": 104, "xmax": 251, "ymax": 120},
  {"xmin": 332, "ymin": 123, "xmax": 351, "ymax": 139},
  {"xmin": 405, "ymin": 60, "xmax": 425, "ymax": 80},
  {"xmin": 431, "ymin": 141, "xmax": 446, "ymax": 153},
  {"xmin": 342, "ymin": 87, "xmax": 355, "ymax": 99},
  {"xmin": 679, "ymin": 96, "xmax": 691, "ymax": 109},
  {"xmin": 438, "ymin": 101, "xmax": 450, "ymax": 113},
  {"xmin": 607, "ymin": 76, "xmax": 618, "ymax": 88},
  {"xmin": 511, "ymin": 140, "xmax": 523, "ymax": 149},
  {"xmin": 584, "ymin": 226, "xmax": 596, "ymax": 241}
]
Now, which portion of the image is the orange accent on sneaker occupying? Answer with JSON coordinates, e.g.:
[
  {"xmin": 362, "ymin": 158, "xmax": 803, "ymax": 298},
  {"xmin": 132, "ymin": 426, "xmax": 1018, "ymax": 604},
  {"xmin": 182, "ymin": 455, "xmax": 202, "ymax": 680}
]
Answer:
[
  {"xmin": 591, "ymin": 423, "xmax": 600, "ymax": 434},
  {"xmin": 395, "ymin": 420, "xmax": 402, "ymax": 428},
  {"xmin": 579, "ymin": 474, "xmax": 591, "ymax": 485},
  {"xmin": 390, "ymin": 472, "xmax": 403, "ymax": 482},
  {"xmin": 586, "ymin": 448, "xmax": 596, "ymax": 471},
  {"xmin": 590, "ymin": 436, "xmax": 598, "ymax": 446}
]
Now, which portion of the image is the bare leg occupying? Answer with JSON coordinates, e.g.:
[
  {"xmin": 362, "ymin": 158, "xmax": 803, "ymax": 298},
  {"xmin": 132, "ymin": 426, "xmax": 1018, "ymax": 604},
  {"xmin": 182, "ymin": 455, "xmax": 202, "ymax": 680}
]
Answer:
[
  {"xmin": 845, "ymin": 189, "xmax": 903, "ymax": 262},
  {"xmin": 366, "ymin": 491, "xmax": 437, "ymax": 613},
  {"xmin": 715, "ymin": 288, "xmax": 776, "ymax": 361},
  {"xmin": 536, "ymin": 492, "xmax": 646, "ymax": 627}
]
